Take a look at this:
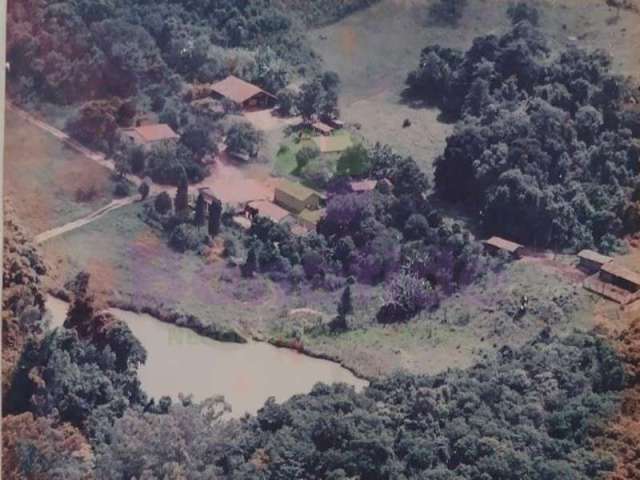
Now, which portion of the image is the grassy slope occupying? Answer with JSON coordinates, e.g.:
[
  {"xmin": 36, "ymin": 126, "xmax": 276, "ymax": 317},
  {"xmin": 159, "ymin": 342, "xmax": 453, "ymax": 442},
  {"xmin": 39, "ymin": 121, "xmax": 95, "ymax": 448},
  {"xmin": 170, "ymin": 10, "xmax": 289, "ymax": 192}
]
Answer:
[
  {"xmin": 40, "ymin": 202, "xmax": 284, "ymax": 336},
  {"xmin": 3, "ymin": 109, "xmax": 117, "ymax": 235},
  {"xmin": 311, "ymin": 0, "xmax": 640, "ymax": 174}
]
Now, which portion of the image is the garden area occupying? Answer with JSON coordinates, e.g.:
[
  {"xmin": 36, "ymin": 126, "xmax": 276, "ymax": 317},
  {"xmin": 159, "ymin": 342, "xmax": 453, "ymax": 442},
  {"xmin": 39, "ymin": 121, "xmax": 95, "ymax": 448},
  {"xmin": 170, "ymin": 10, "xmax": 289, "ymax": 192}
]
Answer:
[{"xmin": 273, "ymin": 128, "xmax": 357, "ymax": 188}]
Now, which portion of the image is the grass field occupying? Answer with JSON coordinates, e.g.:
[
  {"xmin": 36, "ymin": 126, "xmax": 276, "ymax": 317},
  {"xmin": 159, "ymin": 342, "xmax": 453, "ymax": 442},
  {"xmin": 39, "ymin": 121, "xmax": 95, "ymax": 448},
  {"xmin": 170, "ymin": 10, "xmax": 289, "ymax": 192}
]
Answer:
[
  {"xmin": 3, "ymin": 109, "xmax": 118, "ymax": 235},
  {"xmin": 311, "ymin": 0, "xmax": 640, "ymax": 175}
]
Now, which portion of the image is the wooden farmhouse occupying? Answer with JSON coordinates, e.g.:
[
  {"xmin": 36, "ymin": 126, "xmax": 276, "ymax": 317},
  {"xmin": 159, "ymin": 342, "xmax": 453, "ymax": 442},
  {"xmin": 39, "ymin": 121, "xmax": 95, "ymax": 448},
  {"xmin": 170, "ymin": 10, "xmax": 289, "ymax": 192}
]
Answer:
[
  {"xmin": 121, "ymin": 124, "xmax": 180, "ymax": 150},
  {"xmin": 209, "ymin": 75, "xmax": 275, "ymax": 110}
]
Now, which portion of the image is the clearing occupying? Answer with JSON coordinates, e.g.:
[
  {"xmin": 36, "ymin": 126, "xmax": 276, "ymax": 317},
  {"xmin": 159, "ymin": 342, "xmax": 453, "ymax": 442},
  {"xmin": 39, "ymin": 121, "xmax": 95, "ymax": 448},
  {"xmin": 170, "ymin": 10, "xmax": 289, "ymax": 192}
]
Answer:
[
  {"xmin": 311, "ymin": 0, "xmax": 640, "ymax": 174},
  {"xmin": 3, "ymin": 108, "xmax": 118, "ymax": 235}
]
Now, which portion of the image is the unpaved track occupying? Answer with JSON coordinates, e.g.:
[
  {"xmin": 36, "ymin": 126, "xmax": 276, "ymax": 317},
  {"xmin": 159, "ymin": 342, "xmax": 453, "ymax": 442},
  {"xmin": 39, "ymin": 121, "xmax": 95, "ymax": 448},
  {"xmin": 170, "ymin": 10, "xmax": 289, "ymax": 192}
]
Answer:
[{"xmin": 33, "ymin": 196, "xmax": 137, "ymax": 244}]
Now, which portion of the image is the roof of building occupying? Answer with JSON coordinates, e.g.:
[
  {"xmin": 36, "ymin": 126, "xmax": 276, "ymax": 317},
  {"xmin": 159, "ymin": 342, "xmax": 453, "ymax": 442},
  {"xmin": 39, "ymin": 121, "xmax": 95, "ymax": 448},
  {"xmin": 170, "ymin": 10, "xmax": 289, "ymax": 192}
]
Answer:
[
  {"xmin": 123, "ymin": 124, "xmax": 180, "ymax": 144},
  {"xmin": 601, "ymin": 262, "xmax": 640, "ymax": 286},
  {"xmin": 248, "ymin": 200, "xmax": 291, "ymax": 223},
  {"xmin": 311, "ymin": 121, "xmax": 335, "ymax": 134},
  {"xmin": 298, "ymin": 208, "xmax": 325, "ymax": 226},
  {"xmin": 312, "ymin": 134, "xmax": 353, "ymax": 153},
  {"xmin": 577, "ymin": 249, "xmax": 613, "ymax": 265},
  {"xmin": 350, "ymin": 179, "xmax": 378, "ymax": 192},
  {"xmin": 276, "ymin": 179, "xmax": 323, "ymax": 202},
  {"xmin": 209, "ymin": 75, "xmax": 274, "ymax": 104},
  {"xmin": 483, "ymin": 236, "xmax": 523, "ymax": 253}
]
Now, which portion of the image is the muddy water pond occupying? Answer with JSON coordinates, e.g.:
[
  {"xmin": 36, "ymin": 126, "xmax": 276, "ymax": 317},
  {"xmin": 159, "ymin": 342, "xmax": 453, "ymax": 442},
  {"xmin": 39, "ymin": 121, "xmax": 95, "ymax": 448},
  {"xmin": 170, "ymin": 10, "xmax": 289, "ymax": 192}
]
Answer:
[{"xmin": 46, "ymin": 296, "xmax": 367, "ymax": 417}]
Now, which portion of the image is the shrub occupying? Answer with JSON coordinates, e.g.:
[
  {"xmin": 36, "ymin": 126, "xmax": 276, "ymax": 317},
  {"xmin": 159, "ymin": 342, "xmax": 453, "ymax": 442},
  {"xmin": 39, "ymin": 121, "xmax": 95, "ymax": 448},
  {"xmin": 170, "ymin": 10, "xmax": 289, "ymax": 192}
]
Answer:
[
  {"xmin": 154, "ymin": 192, "xmax": 172, "ymax": 215},
  {"xmin": 296, "ymin": 145, "xmax": 321, "ymax": 170},
  {"xmin": 428, "ymin": 0, "xmax": 468, "ymax": 26},
  {"xmin": 113, "ymin": 181, "xmax": 130, "ymax": 198},
  {"xmin": 75, "ymin": 185, "xmax": 97, "ymax": 202},
  {"xmin": 168, "ymin": 224, "xmax": 206, "ymax": 252},
  {"xmin": 301, "ymin": 158, "xmax": 333, "ymax": 188}
]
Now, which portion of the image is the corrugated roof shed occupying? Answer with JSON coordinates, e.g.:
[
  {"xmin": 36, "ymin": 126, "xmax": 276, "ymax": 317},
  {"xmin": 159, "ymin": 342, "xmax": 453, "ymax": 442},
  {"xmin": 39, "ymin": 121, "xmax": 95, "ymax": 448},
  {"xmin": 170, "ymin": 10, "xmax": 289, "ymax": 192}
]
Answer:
[
  {"xmin": 601, "ymin": 262, "xmax": 640, "ymax": 286},
  {"xmin": 210, "ymin": 75, "xmax": 274, "ymax": 104},
  {"xmin": 276, "ymin": 179, "xmax": 321, "ymax": 202},
  {"xmin": 577, "ymin": 249, "xmax": 613, "ymax": 265},
  {"xmin": 483, "ymin": 236, "xmax": 523, "ymax": 253},
  {"xmin": 311, "ymin": 121, "xmax": 334, "ymax": 134}
]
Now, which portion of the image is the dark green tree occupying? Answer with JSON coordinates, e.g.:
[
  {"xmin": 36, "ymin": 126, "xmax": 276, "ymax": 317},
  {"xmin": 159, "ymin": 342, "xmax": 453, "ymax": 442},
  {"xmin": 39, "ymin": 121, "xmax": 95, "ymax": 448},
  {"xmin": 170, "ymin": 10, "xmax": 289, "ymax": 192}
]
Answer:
[
  {"xmin": 337, "ymin": 285, "xmax": 353, "ymax": 318},
  {"xmin": 194, "ymin": 193, "xmax": 206, "ymax": 228},
  {"xmin": 155, "ymin": 191, "xmax": 172, "ymax": 214},
  {"xmin": 173, "ymin": 168, "xmax": 189, "ymax": 214},
  {"xmin": 241, "ymin": 243, "xmax": 260, "ymax": 278},
  {"xmin": 208, "ymin": 197, "xmax": 222, "ymax": 237},
  {"xmin": 138, "ymin": 180, "xmax": 150, "ymax": 201}
]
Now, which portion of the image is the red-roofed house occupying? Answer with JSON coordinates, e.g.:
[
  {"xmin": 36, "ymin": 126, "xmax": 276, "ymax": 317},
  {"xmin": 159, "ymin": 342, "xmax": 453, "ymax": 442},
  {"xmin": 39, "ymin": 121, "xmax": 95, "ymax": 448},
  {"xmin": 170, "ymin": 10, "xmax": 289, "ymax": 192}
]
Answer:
[
  {"xmin": 121, "ymin": 124, "xmax": 180, "ymax": 150},
  {"xmin": 209, "ymin": 75, "xmax": 275, "ymax": 110}
]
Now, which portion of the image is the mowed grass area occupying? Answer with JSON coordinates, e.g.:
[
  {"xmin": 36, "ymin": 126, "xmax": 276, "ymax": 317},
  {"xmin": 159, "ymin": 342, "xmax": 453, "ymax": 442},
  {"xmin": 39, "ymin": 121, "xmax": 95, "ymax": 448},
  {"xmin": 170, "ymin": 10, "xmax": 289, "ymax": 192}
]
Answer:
[
  {"xmin": 311, "ymin": 0, "xmax": 640, "ymax": 174},
  {"xmin": 3, "ymin": 109, "xmax": 117, "ymax": 234},
  {"xmin": 274, "ymin": 130, "xmax": 355, "ymax": 177},
  {"xmin": 41, "ymin": 201, "xmax": 285, "ymax": 336}
]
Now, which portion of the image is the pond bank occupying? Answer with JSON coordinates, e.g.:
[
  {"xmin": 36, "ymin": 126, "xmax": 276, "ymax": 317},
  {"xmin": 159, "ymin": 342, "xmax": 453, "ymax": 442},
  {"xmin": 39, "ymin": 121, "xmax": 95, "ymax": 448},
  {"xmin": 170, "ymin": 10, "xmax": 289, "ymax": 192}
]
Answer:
[{"xmin": 46, "ymin": 295, "xmax": 368, "ymax": 417}]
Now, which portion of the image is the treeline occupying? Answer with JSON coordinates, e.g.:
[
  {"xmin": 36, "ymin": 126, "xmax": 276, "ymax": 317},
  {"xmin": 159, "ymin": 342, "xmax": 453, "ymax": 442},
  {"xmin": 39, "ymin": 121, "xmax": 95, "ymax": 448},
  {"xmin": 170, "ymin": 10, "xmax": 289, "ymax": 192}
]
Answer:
[
  {"xmin": 276, "ymin": 0, "xmax": 379, "ymax": 27},
  {"xmin": 7, "ymin": 0, "xmax": 317, "ymax": 106},
  {"xmin": 225, "ymin": 331, "xmax": 625, "ymax": 479},
  {"xmin": 406, "ymin": 6, "xmax": 640, "ymax": 252}
]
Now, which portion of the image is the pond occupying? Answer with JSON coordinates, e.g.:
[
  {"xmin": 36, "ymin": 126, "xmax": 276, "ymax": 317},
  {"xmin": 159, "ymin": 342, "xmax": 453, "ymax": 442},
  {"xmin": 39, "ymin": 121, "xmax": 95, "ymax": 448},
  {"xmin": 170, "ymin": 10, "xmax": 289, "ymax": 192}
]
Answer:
[{"xmin": 46, "ymin": 296, "xmax": 368, "ymax": 417}]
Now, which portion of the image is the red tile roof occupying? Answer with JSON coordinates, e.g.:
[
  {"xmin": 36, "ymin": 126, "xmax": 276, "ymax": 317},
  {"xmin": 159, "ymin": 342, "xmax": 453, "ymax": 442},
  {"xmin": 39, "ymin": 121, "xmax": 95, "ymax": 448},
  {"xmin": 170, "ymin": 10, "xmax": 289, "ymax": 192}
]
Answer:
[
  {"xmin": 248, "ymin": 200, "xmax": 291, "ymax": 223},
  {"xmin": 349, "ymin": 179, "xmax": 377, "ymax": 192},
  {"xmin": 125, "ymin": 124, "xmax": 179, "ymax": 144},
  {"xmin": 210, "ymin": 75, "xmax": 274, "ymax": 104}
]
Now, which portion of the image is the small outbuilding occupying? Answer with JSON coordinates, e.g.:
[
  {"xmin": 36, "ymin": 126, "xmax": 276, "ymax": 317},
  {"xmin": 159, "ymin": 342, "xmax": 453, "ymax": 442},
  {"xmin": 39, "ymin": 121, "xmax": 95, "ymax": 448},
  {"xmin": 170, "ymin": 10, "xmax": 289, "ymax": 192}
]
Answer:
[
  {"xmin": 599, "ymin": 263, "xmax": 640, "ymax": 294},
  {"xmin": 209, "ymin": 75, "xmax": 275, "ymax": 110},
  {"xmin": 349, "ymin": 179, "xmax": 378, "ymax": 193},
  {"xmin": 246, "ymin": 200, "xmax": 291, "ymax": 224},
  {"xmin": 311, "ymin": 121, "xmax": 335, "ymax": 136},
  {"xmin": 274, "ymin": 179, "xmax": 324, "ymax": 214},
  {"xmin": 483, "ymin": 236, "xmax": 524, "ymax": 259},
  {"xmin": 577, "ymin": 249, "xmax": 613, "ymax": 274}
]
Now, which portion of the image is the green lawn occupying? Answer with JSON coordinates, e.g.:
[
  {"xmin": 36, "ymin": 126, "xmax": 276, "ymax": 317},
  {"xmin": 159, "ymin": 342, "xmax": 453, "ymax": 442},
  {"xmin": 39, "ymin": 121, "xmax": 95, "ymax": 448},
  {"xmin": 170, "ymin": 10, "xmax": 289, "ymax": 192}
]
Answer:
[
  {"xmin": 274, "ymin": 130, "xmax": 355, "ymax": 178},
  {"xmin": 3, "ymin": 109, "xmax": 118, "ymax": 234}
]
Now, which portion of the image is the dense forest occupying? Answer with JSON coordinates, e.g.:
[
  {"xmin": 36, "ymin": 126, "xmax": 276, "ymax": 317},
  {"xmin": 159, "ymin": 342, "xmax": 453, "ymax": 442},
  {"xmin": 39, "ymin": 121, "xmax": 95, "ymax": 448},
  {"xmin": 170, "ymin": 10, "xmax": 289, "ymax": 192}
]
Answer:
[
  {"xmin": 2, "ymin": 217, "xmax": 636, "ymax": 479},
  {"xmin": 406, "ymin": 11, "xmax": 640, "ymax": 252}
]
